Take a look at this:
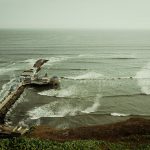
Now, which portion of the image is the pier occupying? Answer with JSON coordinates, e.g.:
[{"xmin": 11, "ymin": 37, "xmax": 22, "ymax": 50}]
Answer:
[
  {"xmin": 0, "ymin": 83, "xmax": 28, "ymax": 137},
  {"xmin": 0, "ymin": 83, "xmax": 26, "ymax": 123},
  {"xmin": 0, "ymin": 59, "xmax": 60, "ymax": 136},
  {"xmin": 0, "ymin": 124, "xmax": 29, "ymax": 138}
]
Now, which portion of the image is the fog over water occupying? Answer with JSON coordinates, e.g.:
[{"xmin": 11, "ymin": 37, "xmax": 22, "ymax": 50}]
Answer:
[{"xmin": 0, "ymin": 0, "xmax": 150, "ymax": 29}]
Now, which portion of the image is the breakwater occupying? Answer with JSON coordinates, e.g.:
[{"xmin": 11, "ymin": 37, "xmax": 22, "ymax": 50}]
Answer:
[{"xmin": 0, "ymin": 83, "xmax": 26, "ymax": 123}]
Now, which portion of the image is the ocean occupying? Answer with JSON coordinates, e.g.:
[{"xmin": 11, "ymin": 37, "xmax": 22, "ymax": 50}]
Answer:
[{"xmin": 0, "ymin": 29, "xmax": 150, "ymax": 128}]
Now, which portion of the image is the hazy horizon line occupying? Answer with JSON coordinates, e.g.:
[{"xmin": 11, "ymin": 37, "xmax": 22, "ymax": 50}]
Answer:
[{"xmin": 1, "ymin": 27, "xmax": 150, "ymax": 31}]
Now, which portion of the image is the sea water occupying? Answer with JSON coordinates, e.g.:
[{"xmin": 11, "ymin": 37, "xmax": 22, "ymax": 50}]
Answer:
[{"xmin": 0, "ymin": 29, "xmax": 150, "ymax": 128}]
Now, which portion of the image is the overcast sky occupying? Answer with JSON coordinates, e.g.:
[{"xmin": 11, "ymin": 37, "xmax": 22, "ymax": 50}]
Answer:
[{"xmin": 0, "ymin": 0, "xmax": 150, "ymax": 29}]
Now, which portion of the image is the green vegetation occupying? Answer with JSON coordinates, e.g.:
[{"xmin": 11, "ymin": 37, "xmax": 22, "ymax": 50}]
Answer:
[{"xmin": 0, "ymin": 137, "xmax": 149, "ymax": 150}]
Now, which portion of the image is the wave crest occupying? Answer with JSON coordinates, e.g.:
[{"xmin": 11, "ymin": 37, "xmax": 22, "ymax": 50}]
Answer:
[
  {"xmin": 111, "ymin": 113, "xmax": 130, "ymax": 117},
  {"xmin": 0, "ymin": 78, "xmax": 18, "ymax": 101},
  {"xmin": 66, "ymin": 72, "xmax": 103, "ymax": 80},
  {"xmin": 23, "ymin": 56, "xmax": 69, "ymax": 67},
  {"xmin": 28, "ymin": 94, "xmax": 101, "ymax": 119},
  {"xmin": 38, "ymin": 86, "xmax": 76, "ymax": 98},
  {"xmin": 136, "ymin": 62, "xmax": 150, "ymax": 94},
  {"xmin": 82, "ymin": 94, "xmax": 101, "ymax": 113}
]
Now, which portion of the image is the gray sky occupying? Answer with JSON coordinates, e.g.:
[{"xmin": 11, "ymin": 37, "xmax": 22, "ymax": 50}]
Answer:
[{"xmin": 0, "ymin": 0, "xmax": 150, "ymax": 29}]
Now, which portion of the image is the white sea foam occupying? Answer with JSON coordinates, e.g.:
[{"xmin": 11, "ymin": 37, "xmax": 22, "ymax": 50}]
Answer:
[
  {"xmin": 111, "ymin": 113, "xmax": 130, "ymax": 117},
  {"xmin": 38, "ymin": 82, "xmax": 99, "ymax": 98},
  {"xmin": 66, "ymin": 72, "xmax": 103, "ymax": 80},
  {"xmin": 0, "ymin": 56, "xmax": 69, "ymax": 75},
  {"xmin": 6, "ymin": 90, "xmax": 27, "ymax": 117},
  {"xmin": 45, "ymin": 56, "xmax": 69, "ymax": 66},
  {"xmin": 31, "ymin": 71, "xmax": 102, "ymax": 119},
  {"xmin": 0, "ymin": 67, "xmax": 18, "ymax": 75},
  {"xmin": 29, "ymin": 94, "xmax": 101, "ymax": 119},
  {"xmin": 23, "ymin": 56, "xmax": 69, "ymax": 67},
  {"xmin": 28, "ymin": 101, "xmax": 82, "ymax": 119},
  {"xmin": 136, "ymin": 62, "xmax": 150, "ymax": 94},
  {"xmin": 18, "ymin": 120, "xmax": 29, "ymax": 128},
  {"xmin": 38, "ymin": 86, "xmax": 76, "ymax": 98},
  {"xmin": 82, "ymin": 94, "xmax": 101, "ymax": 113},
  {"xmin": 23, "ymin": 59, "xmax": 36, "ymax": 67},
  {"xmin": 0, "ymin": 61, "xmax": 26, "ymax": 75},
  {"xmin": 0, "ymin": 78, "xmax": 17, "ymax": 101}
]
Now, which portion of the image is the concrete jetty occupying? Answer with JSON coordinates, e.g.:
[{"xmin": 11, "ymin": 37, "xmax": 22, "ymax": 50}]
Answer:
[
  {"xmin": 0, "ymin": 83, "xmax": 26, "ymax": 123},
  {"xmin": 0, "ymin": 58, "xmax": 60, "ymax": 125},
  {"xmin": 0, "ymin": 59, "xmax": 60, "ymax": 137},
  {"xmin": 0, "ymin": 83, "xmax": 28, "ymax": 137}
]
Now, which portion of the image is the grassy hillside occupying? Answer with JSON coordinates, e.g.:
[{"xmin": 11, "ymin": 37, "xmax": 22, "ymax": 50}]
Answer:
[
  {"xmin": 0, "ymin": 137, "xmax": 150, "ymax": 150},
  {"xmin": 0, "ymin": 118, "xmax": 150, "ymax": 149}
]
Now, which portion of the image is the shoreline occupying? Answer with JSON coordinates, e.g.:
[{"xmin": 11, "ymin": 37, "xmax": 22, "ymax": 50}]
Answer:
[
  {"xmin": 26, "ymin": 117, "xmax": 150, "ymax": 143},
  {"xmin": 16, "ymin": 113, "xmax": 150, "ymax": 129}
]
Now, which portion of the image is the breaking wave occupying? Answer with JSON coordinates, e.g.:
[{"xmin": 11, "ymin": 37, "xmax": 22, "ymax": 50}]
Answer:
[
  {"xmin": 28, "ymin": 94, "xmax": 101, "ymax": 119},
  {"xmin": 38, "ymin": 86, "xmax": 76, "ymax": 98},
  {"xmin": 0, "ymin": 56, "xmax": 70, "ymax": 76},
  {"xmin": 45, "ymin": 56, "xmax": 69, "ymax": 65},
  {"xmin": 110, "ymin": 113, "xmax": 149, "ymax": 117},
  {"xmin": 38, "ymin": 84, "xmax": 91, "ymax": 98},
  {"xmin": 110, "ymin": 113, "xmax": 130, "ymax": 117},
  {"xmin": 82, "ymin": 94, "xmax": 101, "ymax": 113},
  {"xmin": 66, "ymin": 72, "xmax": 103, "ymax": 80},
  {"xmin": 0, "ymin": 62, "xmax": 18, "ymax": 75},
  {"xmin": 23, "ymin": 56, "xmax": 69, "ymax": 67},
  {"xmin": 136, "ymin": 62, "xmax": 150, "ymax": 94},
  {"xmin": 28, "ymin": 102, "xmax": 80, "ymax": 119},
  {"xmin": 23, "ymin": 59, "xmax": 36, "ymax": 67},
  {"xmin": 0, "ymin": 78, "xmax": 18, "ymax": 101}
]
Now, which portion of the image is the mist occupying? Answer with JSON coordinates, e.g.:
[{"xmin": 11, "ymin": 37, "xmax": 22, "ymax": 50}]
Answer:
[{"xmin": 0, "ymin": 0, "xmax": 150, "ymax": 29}]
